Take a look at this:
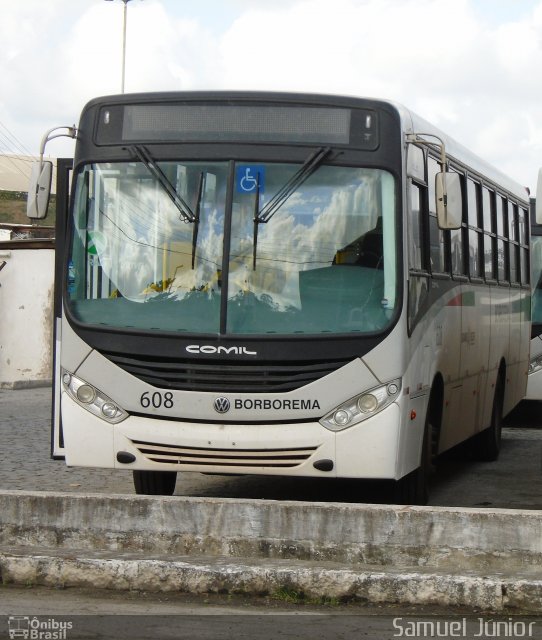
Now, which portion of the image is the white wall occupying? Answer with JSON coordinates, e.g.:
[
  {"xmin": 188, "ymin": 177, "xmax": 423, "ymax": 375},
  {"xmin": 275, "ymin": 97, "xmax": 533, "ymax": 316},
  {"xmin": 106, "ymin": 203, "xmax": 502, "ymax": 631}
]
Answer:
[{"xmin": 0, "ymin": 243, "xmax": 54, "ymax": 388}]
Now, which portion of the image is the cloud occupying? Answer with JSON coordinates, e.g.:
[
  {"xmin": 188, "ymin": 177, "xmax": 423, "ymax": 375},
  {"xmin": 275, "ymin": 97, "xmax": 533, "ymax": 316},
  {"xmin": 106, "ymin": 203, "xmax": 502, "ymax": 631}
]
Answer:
[
  {"xmin": 1, "ymin": 0, "xmax": 542, "ymax": 189},
  {"xmin": 215, "ymin": 0, "xmax": 542, "ymax": 187},
  {"xmin": 218, "ymin": 0, "xmax": 477, "ymax": 94}
]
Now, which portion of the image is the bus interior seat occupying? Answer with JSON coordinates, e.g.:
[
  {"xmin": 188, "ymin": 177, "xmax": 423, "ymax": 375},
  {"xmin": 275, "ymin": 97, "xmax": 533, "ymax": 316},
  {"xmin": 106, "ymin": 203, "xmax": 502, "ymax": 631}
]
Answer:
[
  {"xmin": 357, "ymin": 222, "xmax": 383, "ymax": 268},
  {"xmin": 333, "ymin": 217, "xmax": 383, "ymax": 269}
]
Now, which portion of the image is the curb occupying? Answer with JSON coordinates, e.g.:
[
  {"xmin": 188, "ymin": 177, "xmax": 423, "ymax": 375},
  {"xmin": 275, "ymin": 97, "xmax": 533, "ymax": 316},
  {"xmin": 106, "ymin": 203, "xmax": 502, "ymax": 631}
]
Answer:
[
  {"xmin": 1, "ymin": 548, "xmax": 541, "ymax": 612},
  {"xmin": 2, "ymin": 491, "xmax": 542, "ymax": 612}
]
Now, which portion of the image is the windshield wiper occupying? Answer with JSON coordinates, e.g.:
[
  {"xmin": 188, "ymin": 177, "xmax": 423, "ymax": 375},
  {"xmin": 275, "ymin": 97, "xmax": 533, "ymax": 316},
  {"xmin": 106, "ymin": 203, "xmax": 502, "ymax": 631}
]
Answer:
[
  {"xmin": 252, "ymin": 173, "xmax": 261, "ymax": 271},
  {"xmin": 129, "ymin": 145, "xmax": 196, "ymax": 224},
  {"xmin": 191, "ymin": 172, "xmax": 205, "ymax": 270},
  {"xmin": 252, "ymin": 146, "xmax": 332, "ymax": 270},
  {"xmin": 256, "ymin": 146, "xmax": 332, "ymax": 224}
]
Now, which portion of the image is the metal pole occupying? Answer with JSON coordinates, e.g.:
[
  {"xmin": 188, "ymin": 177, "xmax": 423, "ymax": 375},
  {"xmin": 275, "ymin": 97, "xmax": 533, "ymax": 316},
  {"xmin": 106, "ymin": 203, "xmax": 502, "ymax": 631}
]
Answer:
[{"xmin": 105, "ymin": 0, "xmax": 134, "ymax": 93}]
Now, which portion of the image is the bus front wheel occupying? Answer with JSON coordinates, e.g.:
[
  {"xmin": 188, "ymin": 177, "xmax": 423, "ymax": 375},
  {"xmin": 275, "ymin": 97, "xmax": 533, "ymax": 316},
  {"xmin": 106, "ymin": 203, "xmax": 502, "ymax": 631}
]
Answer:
[
  {"xmin": 133, "ymin": 470, "xmax": 177, "ymax": 496},
  {"xmin": 392, "ymin": 407, "xmax": 434, "ymax": 506}
]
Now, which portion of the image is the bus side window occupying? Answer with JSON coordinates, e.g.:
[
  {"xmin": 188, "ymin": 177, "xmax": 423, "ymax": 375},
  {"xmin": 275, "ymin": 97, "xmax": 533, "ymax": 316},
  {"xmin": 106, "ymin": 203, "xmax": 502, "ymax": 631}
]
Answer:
[
  {"xmin": 508, "ymin": 202, "xmax": 519, "ymax": 284},
  {"xmin": 466, "ymin": 178, "xmax": 482, "ymax": 279},
  {"xmin": 427, "ymin": 157, "xmax": 446, "ymax": 273},
  {"xmin": 495, "ymin": 195, "xmax": 507, "ymax": 282},
  {"xmin": 450, "ymin": 169, "xmax": 466, "ymax": 276},
  {"xmin": 482, "ymin": 186, "xmax": 495, "ymax": 281},
  {"xmin": 408, "ymin": 181, "xmax": 429, "ymax": 331},
  {"xmin": 408, "ymin": 182, "xmax": 424, "ymax": 270},
  {"xmin": 519, "ymin": 206, "xmax": 529, "ymax": 285}
]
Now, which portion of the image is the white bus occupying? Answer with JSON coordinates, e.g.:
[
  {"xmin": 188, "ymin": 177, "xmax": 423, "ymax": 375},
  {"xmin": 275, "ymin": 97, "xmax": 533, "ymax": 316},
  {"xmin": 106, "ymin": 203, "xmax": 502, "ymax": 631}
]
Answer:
[{"xmin": 29, "ymin": 92, "xmax": 531, "ymax": 504}]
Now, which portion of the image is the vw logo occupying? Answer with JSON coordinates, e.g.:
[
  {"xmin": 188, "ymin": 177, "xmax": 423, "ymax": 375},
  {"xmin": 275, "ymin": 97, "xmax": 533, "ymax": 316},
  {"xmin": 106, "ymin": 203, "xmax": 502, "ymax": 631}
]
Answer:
[{"xmin": 213, "ymin": 397, "xmax": 231, "ymax": 414}]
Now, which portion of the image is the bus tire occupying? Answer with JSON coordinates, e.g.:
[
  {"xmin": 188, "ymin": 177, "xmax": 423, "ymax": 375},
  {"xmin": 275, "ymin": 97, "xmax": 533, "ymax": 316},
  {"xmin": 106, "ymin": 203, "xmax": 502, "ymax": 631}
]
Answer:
[
  {"xmin": 392, "ymin": 414, "xmax": 432, "ymax": 506},
  {"xmin": 133, "ymin": 470, "xmax": 177, "ymax": 496},
  {"xmin": 470, "ymin": 375, "xmax": 504, "ymax": 462}
]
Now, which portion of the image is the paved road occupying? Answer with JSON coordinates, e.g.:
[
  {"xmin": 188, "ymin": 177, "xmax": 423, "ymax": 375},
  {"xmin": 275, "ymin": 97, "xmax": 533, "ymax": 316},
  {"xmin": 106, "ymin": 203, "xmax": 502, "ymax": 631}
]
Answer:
[
  {"xmin": 1, "ymin": 387, "xmax": 541, "ymax": 509},
  {"xmin": 3, "ymin": 586, "xmax": 541, "ymax": 640}
]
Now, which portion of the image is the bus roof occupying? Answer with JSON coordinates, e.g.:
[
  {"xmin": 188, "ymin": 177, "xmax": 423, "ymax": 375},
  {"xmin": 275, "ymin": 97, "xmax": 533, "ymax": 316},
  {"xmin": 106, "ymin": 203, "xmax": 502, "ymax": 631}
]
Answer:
[
  {"xmin": 80, "ymin": 90, "xmax": 529, "ymax": 203},
  {"xmin": 397, "ymin": 104, "xmax": 529, "ymax": 202}
]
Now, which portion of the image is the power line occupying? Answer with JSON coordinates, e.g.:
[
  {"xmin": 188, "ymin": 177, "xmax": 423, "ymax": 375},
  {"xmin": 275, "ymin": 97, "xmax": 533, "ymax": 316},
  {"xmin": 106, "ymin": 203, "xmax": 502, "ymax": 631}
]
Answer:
[
  {"xmin": 0, "ymin": 118, "xmax": 34, "ymax": 157},
  {"xmin": 0, "ymin": 117, "xmax": 38, "ymax": 183},
  {"xmin": 0, "ymin": 153, "xmax": 31, "ymax": 181}
]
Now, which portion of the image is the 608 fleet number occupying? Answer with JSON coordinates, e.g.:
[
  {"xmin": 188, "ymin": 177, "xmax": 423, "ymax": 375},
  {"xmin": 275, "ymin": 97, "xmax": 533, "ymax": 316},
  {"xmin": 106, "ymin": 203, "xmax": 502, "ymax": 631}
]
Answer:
[{"xmin": 140, "ymin": 391, "xmax": 174, "ymax": 409}]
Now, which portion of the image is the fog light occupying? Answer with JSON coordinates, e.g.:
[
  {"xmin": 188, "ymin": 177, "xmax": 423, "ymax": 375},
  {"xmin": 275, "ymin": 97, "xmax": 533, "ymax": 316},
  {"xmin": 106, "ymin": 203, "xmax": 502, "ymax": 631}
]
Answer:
[
  {"xmin": 76, "ymin": 384, "xmax": 96, "ymax": 404},
  {"xmin": 101, "ymin": 402, "xmax": 118, "ymax": 419},
  {"xmin": 387, "ymin": 382, "xmax": 399, "ymax": 396},
  {"xmin": 333, "ymin": 409, "xmax": 350, "ymax": 426},
  {"xmin": 358, "ymin": 393, "xmax": 378, "ymax": 413}
]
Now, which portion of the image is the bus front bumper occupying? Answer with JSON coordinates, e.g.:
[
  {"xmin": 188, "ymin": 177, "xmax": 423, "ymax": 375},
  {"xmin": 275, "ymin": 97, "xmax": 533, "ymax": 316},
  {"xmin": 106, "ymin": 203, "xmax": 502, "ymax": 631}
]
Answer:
[{"xmin": 61, "ymin": 392, "xmax": 403, "ymax": 480}]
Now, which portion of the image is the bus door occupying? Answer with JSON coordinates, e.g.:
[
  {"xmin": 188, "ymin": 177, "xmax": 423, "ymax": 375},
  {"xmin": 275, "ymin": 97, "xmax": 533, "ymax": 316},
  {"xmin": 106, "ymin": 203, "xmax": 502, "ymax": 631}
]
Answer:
[{"xmin": 51, "ymin": 158, "xmax": 73, "ymax": 459}]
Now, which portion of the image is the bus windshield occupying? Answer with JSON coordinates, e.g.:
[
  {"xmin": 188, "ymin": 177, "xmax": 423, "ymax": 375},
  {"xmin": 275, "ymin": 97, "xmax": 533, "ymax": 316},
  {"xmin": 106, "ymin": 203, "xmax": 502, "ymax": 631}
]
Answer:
[{"xmin": 67, "ymin": 159, "xmax": 398, "ymax": 336}]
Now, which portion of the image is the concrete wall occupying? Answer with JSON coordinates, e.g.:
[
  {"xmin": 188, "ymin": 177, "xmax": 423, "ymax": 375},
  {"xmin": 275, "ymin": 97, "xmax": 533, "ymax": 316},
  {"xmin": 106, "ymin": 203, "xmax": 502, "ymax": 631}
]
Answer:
[
  {"xmin": 0, "ymin": 225, "xmax": 55, "ymax": 388},
  {"xmin": 2, "ymin": 491, "xmax": 542, "ymax": 571},
  {"xmin": 2, "ymin": 491, "xmax": 542, "ymax": 611}
]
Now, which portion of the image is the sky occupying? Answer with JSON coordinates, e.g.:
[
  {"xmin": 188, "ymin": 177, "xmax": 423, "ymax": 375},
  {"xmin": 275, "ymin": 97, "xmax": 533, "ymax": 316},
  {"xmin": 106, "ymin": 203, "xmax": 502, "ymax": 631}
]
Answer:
[{"xmin": 1, "ymin": 0, "xmax": 542, "ymax": 192}]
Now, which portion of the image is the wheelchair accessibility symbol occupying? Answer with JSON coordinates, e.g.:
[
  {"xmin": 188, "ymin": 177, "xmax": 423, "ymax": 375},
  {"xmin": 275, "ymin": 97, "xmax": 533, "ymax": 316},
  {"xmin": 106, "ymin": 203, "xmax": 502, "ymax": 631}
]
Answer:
[{"xmin": 236, "ymin": 165, "xmax": 265, "ymax": 194}]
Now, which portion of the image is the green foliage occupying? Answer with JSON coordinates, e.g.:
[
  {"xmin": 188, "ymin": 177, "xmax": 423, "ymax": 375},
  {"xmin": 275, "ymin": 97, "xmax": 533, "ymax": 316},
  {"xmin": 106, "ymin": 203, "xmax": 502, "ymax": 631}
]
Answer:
[
  {"xmin": 271, "ymin": 586, "xmax": 341, "ymax": 607},
  {"xmin": 0, "ymin": 190, "xmax": 57, "ymax": 225},
  {"xmin": 0, "ymin": 190, "xmax": 27, "ymax": 201}
]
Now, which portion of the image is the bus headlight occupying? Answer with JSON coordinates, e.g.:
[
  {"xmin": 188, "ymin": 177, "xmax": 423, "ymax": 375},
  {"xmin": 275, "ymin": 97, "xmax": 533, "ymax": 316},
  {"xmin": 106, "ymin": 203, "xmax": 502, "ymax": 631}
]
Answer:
[
  {"xmin": 319, "ymin": 379, "xmax": 401, "ymax": 432},
  {"xmin": 76, "ymin": 384, "xmax": 96, "ymax": 404},
  {"xmin": 62, "ymin": 370, "xmax": 128, "ymax": 424},
  {"xmin": 357, "ymin": 393, "xmax": 379, "ymax": 413}
]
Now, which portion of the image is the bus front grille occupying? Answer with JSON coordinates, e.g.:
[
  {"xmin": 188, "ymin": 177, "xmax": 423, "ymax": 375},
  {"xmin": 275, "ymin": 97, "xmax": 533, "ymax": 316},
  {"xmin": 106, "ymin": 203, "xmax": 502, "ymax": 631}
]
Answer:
[
  {"xmin": 131, "ymin": 439, "xmax": 318, "ymax": 468},
  {"xmin": 101, "ymin": 352, "xmax": 351, "ymax": 392}
]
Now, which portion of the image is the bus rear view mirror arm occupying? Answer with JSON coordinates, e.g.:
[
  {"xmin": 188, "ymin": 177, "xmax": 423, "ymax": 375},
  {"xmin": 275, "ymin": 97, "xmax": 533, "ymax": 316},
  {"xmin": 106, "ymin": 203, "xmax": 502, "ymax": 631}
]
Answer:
[
  {"xmin": 406, "ymin": 132, "xmax": 462, "ymax": 230},
  {"xmin": 26, "ymin": 125, "xmax": 77, "ymax": 221}
]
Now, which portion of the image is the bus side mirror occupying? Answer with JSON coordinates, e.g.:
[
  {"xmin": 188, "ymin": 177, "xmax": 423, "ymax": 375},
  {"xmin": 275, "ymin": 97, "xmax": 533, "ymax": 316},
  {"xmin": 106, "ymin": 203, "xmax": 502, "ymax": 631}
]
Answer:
[
  {"xmin": 26, "ymin": 160, "xmax": 53, "ymax": 220},
  {"xmin": 536, "ymin": 168, "xmax": 542, "ymax": 224},
  {"xmin": 436, "ymin": 171, "xmax": 462, "ymax": 230}
]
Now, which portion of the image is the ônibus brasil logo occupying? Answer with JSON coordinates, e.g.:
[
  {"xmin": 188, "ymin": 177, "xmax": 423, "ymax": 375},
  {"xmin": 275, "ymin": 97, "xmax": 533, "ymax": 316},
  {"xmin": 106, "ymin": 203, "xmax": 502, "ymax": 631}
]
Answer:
[{"xmin": 8, "ymin": 616, "xmax": 73, "ymax": 640}]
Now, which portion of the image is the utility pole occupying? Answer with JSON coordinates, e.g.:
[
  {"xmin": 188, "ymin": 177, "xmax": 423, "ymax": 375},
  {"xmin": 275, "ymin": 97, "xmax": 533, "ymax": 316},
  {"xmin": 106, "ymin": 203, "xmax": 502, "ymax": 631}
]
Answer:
[{"xmin": 104, "ymin": 0, "xmax": 137, "ymax": 93}]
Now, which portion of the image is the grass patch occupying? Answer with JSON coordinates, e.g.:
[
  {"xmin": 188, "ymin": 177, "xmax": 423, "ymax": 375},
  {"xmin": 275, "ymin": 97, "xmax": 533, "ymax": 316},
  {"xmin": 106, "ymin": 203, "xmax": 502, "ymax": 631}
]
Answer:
[
  {"xmin": 0, "ymin": 190, "xmax": 56, "ymax": 225},
  {"xmin": 271, "ymin": 586, "xmax": 341, "ymax": 607}
]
